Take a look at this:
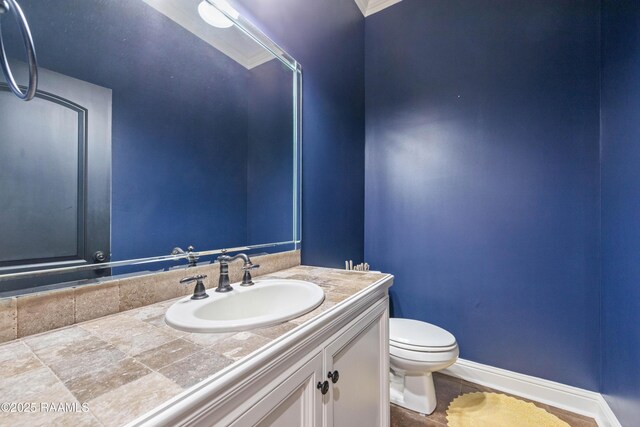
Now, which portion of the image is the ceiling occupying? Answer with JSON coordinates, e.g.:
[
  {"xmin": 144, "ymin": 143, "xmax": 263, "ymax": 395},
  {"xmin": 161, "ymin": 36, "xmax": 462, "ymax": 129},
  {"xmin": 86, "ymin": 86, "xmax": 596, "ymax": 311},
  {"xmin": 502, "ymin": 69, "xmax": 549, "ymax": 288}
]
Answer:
[
  {"xmin": 140, "ymin": 0, "xmax": 402, "ymax": 69},
  {"xmin": 142, "ymin": 0, "xmax": 274, "ymax": 69},
  {"xmin": 353, "ymin": 0, "xmax": 402, "ymax": 17}
]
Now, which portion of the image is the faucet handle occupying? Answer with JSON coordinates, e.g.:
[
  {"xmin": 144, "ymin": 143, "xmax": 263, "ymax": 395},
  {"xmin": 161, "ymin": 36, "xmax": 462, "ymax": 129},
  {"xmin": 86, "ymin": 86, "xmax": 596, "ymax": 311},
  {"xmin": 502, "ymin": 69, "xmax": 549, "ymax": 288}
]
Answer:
[
  {"xmin": 180, "ymin": 274, "xmax": 207, "ymax": 284},
  {"xmin": 240, "ymin": 263, "xmax": 259, "ymax": 287},
  {"xmin": 180, "ymin": 274, "xmax": 209, "ymax": 300},
  {"xmin": 242, "ymin": 263, "xmax": 260, "ymax": 271}
]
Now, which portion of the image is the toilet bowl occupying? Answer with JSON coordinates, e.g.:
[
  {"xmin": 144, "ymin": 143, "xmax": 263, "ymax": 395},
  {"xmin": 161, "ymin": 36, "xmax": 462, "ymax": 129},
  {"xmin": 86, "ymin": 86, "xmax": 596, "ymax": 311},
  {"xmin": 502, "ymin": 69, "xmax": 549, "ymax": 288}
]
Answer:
[{"xmin": 389, "ymin": 318, "xmax": 459, "ymax": 415}]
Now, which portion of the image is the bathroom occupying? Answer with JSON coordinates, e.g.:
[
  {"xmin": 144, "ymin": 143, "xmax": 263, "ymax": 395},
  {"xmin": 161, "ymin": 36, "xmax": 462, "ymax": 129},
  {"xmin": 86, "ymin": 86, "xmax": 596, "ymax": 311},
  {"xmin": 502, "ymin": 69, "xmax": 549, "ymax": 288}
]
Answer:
[{"xmin": 0, "ymin": 0, "xmax": 637, "ymax": 426}]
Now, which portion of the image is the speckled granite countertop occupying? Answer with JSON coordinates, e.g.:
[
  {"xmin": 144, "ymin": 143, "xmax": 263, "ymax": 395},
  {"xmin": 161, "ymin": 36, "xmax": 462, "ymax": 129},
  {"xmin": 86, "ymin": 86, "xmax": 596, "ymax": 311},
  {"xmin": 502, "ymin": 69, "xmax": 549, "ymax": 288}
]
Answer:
[{"xmin": 0, "ymin": 266, "xmax": 388, "ymax": 427}]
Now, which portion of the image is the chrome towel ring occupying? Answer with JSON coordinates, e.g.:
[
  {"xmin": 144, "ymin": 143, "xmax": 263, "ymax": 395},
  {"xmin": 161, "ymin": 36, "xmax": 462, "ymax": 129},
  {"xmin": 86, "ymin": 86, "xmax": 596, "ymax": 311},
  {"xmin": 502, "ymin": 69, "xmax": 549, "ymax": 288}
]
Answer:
[{"xmin": 0, "ymin": 0, "xmax": 38, "ymax": 101}]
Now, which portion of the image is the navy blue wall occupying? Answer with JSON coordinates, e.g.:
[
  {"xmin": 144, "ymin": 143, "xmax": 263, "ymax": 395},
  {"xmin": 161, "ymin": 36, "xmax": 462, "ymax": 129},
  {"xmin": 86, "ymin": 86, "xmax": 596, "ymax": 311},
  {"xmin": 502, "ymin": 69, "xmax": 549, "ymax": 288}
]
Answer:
[
  {"xmin": 601, "ymin": 1, "xmax": 640, "ymax": 423},
  {"xmin": 235, "ymin": 0, "xmax": 366, "ymax": 267},
  {"xmin": 5, "ymin": 0, "xmax": 363, "ymax": 281},
  {"xmin": 247, "ymin": 60, "xmax": 294, "ymax": 245},
  {"xmin": 365, "ymin": 0, "xmax": 601, "ymax": 390}
]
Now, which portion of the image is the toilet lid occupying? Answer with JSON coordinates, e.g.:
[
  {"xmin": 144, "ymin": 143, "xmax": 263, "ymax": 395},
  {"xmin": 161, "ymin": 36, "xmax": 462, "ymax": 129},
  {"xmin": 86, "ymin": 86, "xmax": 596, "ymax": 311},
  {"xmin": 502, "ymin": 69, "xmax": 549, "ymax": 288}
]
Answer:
[{"xmin": 390, "ymin": 318, "xmax": 456, "ymax": 350}]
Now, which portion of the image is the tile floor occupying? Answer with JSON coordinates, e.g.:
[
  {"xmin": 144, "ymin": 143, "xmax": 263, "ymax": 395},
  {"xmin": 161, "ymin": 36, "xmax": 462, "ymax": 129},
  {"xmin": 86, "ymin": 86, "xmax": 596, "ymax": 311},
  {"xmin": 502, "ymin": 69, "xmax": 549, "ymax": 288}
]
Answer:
[{"xmin": 390, "ymin": 373, "xmax": 598, "ymax": 427}]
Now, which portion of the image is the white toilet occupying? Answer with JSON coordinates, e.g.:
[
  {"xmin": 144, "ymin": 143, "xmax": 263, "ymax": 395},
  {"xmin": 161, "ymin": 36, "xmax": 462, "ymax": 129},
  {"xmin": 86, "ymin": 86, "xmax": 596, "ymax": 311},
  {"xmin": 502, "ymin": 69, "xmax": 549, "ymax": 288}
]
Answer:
[{"xmin": 389, "ymin": 318, "xmax": 459, "ymax": 415}]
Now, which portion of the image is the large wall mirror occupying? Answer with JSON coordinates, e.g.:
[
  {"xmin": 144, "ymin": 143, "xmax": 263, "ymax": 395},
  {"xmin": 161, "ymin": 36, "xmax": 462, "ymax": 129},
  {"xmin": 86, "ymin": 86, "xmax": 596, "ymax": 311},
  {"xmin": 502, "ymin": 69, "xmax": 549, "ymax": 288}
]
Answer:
[{"xmin": 0, "ymin": 0, "xmax": 302, "ymax": 295}]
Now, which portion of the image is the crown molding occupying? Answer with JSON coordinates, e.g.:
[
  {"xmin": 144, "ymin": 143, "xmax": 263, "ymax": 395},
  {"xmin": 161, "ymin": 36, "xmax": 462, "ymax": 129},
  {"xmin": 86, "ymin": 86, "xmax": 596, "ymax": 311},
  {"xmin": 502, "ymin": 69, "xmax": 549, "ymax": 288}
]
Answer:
[
  {"xmin": 353, "ymin": 0, "xmax": 368, "ymax": 15},
  {"xmin": 355, "ymin": 0, "xmax": 402, "ymax": 17}
]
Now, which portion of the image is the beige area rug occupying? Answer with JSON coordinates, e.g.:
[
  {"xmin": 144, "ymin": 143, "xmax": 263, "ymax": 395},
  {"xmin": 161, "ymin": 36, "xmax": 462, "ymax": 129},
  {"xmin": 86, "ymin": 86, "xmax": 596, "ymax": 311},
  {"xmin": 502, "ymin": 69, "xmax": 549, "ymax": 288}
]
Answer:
[{"xmin": 446, "ymin": 392, "xmax": 570, "ymax": 427}]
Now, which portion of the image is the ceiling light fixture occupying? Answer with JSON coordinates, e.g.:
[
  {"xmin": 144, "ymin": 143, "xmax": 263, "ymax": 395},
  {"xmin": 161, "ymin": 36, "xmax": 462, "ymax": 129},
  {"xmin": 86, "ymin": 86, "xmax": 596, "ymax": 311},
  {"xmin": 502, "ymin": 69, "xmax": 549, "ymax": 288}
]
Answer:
[{"xmin": 197, "ymin": 0, "xmax": 239, "ymax": 29}]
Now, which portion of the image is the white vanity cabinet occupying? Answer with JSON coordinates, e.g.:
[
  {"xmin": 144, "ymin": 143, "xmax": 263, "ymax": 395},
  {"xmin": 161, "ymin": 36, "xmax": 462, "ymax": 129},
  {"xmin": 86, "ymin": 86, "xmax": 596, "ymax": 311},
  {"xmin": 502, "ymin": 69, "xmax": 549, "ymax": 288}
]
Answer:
[
  {"xmin": 230, "ymin": 299, "xmax": 389, "ymax": 427},
  {"xmin": 136, "ymin": 276, "xmax": 392, "ymax": 427},
  {"xmin": 324, "ymin": 303, "xmax": 388, "ymax": 427},
  {"xmin": 231, "ymin": 352, "xmax": 325, "ymax": 426}
]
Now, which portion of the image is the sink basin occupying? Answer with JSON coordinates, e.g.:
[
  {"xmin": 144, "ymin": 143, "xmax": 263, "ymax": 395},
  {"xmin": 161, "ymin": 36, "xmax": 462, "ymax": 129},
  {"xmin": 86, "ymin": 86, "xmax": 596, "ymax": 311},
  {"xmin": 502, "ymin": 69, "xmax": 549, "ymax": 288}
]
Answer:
[{"xmin": 165, "ymin": 279, "xmax": 325, "ymax": 333}]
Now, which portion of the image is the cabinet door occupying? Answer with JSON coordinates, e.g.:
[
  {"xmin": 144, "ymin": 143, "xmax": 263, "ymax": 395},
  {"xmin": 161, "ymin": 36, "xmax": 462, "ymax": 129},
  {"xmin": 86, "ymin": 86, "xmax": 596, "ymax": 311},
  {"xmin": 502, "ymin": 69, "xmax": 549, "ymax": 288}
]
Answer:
[
  {"xmin": 324, "ymin": 303, "xmax": 389, "ymax": 427},
  {"xmin": 230, "ymin": 352, "xmax": 324, "ymax": 427}
]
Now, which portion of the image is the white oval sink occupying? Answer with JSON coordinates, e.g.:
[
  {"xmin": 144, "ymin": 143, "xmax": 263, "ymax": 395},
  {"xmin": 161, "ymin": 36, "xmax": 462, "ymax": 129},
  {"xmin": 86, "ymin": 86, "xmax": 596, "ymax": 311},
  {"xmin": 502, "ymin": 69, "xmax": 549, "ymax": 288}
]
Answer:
[{"xmin": 165, "ymin": 279, "xmax": 324, "ymax": 333}]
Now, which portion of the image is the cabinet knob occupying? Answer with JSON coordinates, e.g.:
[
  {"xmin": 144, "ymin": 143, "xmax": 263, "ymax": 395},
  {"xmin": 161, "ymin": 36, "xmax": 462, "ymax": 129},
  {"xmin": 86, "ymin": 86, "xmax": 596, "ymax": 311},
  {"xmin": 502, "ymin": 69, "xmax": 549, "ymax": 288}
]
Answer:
[
  {"xmin": 317, "ymin": 380, "xmax": 329, "ymax": 395},
  {"xmin": 328, "ymin": 370, "xmax": 340, "ymax": 384}
]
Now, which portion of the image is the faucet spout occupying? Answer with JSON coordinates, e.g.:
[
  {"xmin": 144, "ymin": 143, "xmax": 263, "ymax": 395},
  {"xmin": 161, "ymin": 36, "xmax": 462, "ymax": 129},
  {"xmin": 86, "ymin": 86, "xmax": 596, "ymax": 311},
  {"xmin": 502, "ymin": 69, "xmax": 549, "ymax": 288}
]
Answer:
[{"xmin": 215, "ymin": 250, "xmax": 260, "ymax": 293}]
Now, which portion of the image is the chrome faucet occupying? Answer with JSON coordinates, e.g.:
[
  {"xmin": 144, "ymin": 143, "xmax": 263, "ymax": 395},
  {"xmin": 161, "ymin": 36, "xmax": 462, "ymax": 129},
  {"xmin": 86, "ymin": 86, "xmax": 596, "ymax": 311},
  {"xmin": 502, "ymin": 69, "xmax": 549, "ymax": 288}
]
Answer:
[
  {"xmin": 215, "ymin": 250, "xmax": 260, "ymax": 293},
  {"xmin": 171, "ymin": 245, "xmax": 199, "ymax": 267}
]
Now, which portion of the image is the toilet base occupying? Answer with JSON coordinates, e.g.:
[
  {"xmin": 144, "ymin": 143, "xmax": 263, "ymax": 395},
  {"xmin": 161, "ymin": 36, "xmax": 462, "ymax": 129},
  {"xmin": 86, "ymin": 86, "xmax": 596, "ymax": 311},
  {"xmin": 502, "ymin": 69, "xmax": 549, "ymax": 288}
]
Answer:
[{"xmin": 390, "ymin": 369, "xmax": 437, "ymax": 415}]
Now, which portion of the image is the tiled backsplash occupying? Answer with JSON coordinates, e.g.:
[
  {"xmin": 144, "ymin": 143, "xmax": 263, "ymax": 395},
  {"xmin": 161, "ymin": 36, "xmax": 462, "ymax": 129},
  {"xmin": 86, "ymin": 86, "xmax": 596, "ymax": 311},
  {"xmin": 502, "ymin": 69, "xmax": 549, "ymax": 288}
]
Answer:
[{"xmin": 0, "ymin": 250, "xmax": 300, "ymax": 343}]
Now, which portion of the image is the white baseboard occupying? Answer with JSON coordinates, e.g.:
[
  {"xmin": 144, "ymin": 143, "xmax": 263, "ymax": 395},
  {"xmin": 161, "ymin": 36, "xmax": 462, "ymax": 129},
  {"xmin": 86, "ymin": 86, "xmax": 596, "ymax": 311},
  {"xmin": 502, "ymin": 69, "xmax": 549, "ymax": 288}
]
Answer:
[{"xmin": 442, "ymin": 358, "xmax": 621, "ymax": 427}]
